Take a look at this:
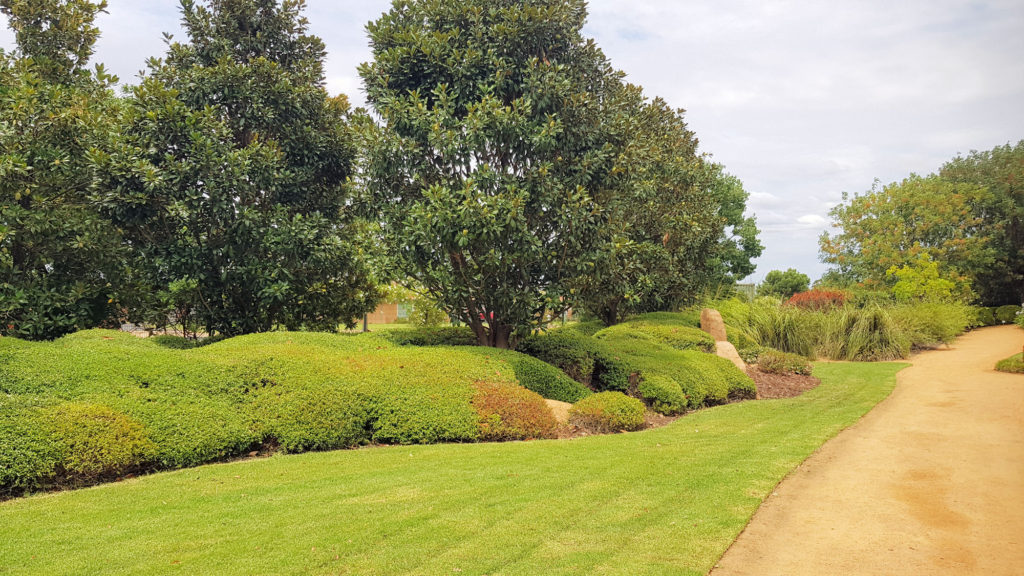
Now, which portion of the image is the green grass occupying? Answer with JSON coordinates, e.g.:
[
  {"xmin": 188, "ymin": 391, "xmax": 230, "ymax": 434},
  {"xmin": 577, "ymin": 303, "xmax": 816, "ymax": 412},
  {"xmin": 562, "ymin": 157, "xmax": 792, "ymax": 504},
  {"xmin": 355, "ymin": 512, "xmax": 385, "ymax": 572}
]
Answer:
[
  {"xmin": 0, "ymin": 361, "xmax": 904, "ymax": 575},
  {"xmin": 995, "ymin": 353, "xmax": 1024, "ymax": 374}
]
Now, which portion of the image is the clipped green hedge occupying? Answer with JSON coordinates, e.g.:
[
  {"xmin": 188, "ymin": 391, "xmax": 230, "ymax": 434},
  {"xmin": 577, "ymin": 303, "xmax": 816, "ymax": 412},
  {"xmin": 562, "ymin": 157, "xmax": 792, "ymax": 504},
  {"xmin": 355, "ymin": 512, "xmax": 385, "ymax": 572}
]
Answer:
[
  {"xmin": 595, "ymin": 329, "xmax": 755, "ymax": 408},
  {"xmin": 483, "ymin": 350, "xmax": 592, "ymax": 403},
  {"xmin": 568, "ymin": 392, "xmax": 646, "ymax": 433},
  {"xmin": 381, "ymin": 326, "xmax": 476, "ymax": 346},
  {"xmin": 975, "ymin": 307, "xmax": 997, "ymax": 327},
  {"xmin": 0, "ymin": 329, "xmax": 558, "ymax": 495},
  {"xmin": 637, "ymin": 375, "xmax": 686, "ymax": 415},
  {"xmin": 603, "ymin": 314, "xmax": 715, "ymax": 353},
  {"xmin": 517, "ymin": 331, "xmax": 632, "ymax": 392}
]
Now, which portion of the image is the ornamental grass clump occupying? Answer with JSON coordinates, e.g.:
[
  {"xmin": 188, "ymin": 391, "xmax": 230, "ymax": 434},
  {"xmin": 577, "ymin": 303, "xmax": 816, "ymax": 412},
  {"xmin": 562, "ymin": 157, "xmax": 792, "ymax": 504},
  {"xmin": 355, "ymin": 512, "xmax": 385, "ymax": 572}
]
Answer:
[{"xmin": 568, "ymin": 392, "xmax": 646, "ymax": 433}]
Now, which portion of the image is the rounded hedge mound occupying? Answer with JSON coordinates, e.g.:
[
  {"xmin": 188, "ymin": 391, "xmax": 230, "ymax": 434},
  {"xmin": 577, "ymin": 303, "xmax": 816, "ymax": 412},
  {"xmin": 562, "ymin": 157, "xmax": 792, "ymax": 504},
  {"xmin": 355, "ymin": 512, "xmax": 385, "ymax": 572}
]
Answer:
[
  {"xmin": 517, "ymin": 331, "xmax": 633, "ymax": 392},
  {"xmin": 472, "ymin": 381, "xmax": 559, "ymax": 441},
  {"xmin": 568, "ymin": 392, "xmax": 646, "ymax": 433},
  {"xmin": 636, "ymin": 375, "xmax": 686, "ymax": 415},
  {"xmin": 757, "ymin": 349, "xmax": 813, "ymax": 376}
]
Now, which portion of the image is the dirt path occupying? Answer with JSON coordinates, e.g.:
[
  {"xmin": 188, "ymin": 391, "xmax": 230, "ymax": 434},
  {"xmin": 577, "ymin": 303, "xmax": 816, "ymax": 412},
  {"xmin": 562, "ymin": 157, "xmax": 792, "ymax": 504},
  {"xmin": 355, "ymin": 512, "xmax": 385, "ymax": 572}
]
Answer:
[{"xmin": 711, "ymin": 325, "xmax": 1024, "ymax": 576}]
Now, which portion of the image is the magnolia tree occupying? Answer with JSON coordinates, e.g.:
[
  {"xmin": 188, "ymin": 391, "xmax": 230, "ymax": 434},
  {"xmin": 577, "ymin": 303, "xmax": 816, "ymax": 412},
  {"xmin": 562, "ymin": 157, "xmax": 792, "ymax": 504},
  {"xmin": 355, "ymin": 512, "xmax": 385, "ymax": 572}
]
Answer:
[
  {"xmin": 93, "ymin": 0, "xmax": 378, "ymax": 336},
  {"xmin": 361, "ymin": 0, "xmax": 628, "ymax": 348},
  {"xmin": 0, "ymin": 0, "xmax": 124, "ymax": 340}
]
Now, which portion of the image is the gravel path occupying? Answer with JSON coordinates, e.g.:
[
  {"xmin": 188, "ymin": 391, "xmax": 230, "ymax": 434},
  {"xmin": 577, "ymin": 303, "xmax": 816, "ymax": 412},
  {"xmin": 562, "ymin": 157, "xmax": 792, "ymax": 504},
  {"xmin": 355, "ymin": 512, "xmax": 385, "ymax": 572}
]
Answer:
[{"xmin": 711, "ymin": 325, "xmax": 1024, "ymax": 576}]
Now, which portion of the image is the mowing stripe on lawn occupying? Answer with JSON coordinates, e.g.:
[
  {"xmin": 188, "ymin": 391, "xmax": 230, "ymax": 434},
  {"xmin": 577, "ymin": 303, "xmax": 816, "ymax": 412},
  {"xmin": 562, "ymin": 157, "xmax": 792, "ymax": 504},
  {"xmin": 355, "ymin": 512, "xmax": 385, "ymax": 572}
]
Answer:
[{"xmin": 0, "ymin": 362, "xmax": 903, "ymax": 576}]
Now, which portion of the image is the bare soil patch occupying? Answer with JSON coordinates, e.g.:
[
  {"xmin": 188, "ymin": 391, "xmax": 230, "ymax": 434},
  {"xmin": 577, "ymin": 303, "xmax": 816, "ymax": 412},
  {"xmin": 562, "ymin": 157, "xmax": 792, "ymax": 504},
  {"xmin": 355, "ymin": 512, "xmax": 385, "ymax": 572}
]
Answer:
[{"xmin": 746, "ymin": 367, "xmax": 821, "ymax": 399}]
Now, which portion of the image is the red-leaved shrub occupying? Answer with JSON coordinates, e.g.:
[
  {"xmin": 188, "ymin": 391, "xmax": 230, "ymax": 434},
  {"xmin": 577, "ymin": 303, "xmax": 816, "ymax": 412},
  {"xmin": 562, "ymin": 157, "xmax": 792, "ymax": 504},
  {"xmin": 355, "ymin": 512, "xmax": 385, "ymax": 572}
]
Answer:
[
  {"xmin": 472, "ymin": 381, "xmax": 559, "ymax": 441},
  {"xmin": 787, "ymin": 289, "xmax": 848, "ymax": 310}
]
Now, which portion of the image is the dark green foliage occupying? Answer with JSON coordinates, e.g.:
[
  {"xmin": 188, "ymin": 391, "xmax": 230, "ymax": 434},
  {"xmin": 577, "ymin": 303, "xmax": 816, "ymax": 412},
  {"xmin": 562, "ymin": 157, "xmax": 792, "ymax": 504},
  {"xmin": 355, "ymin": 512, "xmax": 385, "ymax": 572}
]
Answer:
[
  {"xmin": 95, "ymin": 0, "xmax": 377, "ymax": 336},
  {"xmin": 557, "ymin": 320, "xmax": 606, "ymax": 338},
  {"xmin": 516, "ymin": 331, "xmax": 632, "ymax": 392},
  {"xmin": 568, "ymin": 391, "xmax": 646, "ymax": 433},
  {"xmin": 484, "ymin": 351, "xmax": 592, "ymax": 403},
  {"xmin": 758, "ymin": 269, "xmax": 811, "ymax": 299},
  {"xmin": 595, "ymin": 326, "xmax": 755, "ymax": 408},
  {"xmin": 382, "ymin": 326, "xmax": 476, "ymax": 347},
  {"xmin": 636, "ymin": 375, "xmax": 686, "ymax": 415},
  {"xmin": 472, "ymin": 381, "xmax": 558, "ymax": 441},
  {"xmin": 975, "ymin": 307, "xmax": 996, "ymax": 327},
  {"xmin": 0, "ymin": 0, "xmax": 124, "ymax": 340},
  {"xmin": 941, "ymin": 141, "xmax": 1024, "ymax": 305},
  {"xmin": 574, "ymin": 94, "xmax": 755, "ymax": 324},
  {"xmin": 995, "ymin": 305, "xmax": 1021, "ymax": 324},
  {"xmin": 756, "ymin": 349, "xmax": 812, "ymax": 376},
  {"xmin": 360, "ymin": 0, "xmax": 628, "ymax": 348},
  {"xmin": 995, "ymin": 353, "xmax": 1024, "ymax": 374}
]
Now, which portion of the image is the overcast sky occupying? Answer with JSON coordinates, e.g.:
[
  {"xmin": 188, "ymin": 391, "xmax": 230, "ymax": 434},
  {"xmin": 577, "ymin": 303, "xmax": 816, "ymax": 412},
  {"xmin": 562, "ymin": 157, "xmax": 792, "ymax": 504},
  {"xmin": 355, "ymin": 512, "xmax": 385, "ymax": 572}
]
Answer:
[{"xmin": 3, "ymin": 1, "xmax": 1023, "ymax": 283}]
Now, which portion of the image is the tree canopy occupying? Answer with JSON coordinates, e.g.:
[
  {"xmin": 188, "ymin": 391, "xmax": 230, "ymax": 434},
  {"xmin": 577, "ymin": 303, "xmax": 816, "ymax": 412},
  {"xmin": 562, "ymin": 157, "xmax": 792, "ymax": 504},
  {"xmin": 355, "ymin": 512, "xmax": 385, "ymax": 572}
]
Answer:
[
  {"xmin": 759, "ymin": 268, "xmax": 810, "ymax": 299},
  {"xmin": 820, "ymin": 142, "xmax": 1023, "ymax": 305},
  {"xmin": 360, "ymin": 0, "xmax": 629, "ymax": 348},
  {"xmin": 0, "ymin": 0, "xmax": 123, "ymax": 340},
  {"xmin": 93, "ymin": 0, "xmax": 378, "ymax": 336}
]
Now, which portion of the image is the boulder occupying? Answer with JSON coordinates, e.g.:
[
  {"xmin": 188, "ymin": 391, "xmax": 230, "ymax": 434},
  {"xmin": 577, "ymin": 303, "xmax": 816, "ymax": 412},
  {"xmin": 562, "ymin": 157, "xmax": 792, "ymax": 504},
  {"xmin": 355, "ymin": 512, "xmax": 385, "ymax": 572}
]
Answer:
[{"xmin": 700, "ymin": 308, "xmax": 729, "ymax": 342}]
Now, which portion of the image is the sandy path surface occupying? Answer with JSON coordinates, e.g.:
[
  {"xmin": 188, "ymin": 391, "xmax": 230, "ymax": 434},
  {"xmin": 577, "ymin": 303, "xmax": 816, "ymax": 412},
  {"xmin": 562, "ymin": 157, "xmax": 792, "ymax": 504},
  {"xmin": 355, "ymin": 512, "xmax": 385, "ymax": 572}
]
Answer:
[{"xmin": 711, "ymin": 325, "xmax": 1024, "ymax": 576}]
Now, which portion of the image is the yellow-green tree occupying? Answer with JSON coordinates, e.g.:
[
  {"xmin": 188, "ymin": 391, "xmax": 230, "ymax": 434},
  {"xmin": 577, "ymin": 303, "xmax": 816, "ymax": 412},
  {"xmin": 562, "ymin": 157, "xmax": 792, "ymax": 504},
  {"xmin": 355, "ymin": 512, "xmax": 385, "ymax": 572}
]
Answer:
[{"xmin": 819, "ymin": 174, "xmax": 990, "ymax": 290}]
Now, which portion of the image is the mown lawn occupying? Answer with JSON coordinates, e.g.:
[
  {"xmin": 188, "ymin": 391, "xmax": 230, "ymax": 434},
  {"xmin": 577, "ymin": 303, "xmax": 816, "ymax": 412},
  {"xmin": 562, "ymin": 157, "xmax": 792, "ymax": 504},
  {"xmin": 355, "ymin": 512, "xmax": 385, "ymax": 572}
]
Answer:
[{"xmin": 0, "ymin": 362, "xmax": 903, "ymax": 576}]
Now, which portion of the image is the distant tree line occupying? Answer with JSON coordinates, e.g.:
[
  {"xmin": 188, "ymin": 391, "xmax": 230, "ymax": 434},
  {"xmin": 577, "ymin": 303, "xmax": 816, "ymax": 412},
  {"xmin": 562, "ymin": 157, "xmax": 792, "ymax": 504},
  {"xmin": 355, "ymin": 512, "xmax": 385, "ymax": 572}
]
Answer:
[
  {"xmin": 1, "ymin": 0, "xmax": 762, "ymax": 347},
  {"xmin": 819, "ymin": 141, "xmax": 1024, "ymax": 306}
]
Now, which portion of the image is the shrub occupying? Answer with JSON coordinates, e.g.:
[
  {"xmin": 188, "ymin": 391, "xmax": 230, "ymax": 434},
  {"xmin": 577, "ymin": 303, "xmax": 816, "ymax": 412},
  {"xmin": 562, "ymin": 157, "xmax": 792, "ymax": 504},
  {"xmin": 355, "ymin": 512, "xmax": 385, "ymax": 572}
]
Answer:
[
  {"xmin": 516, "ymin": 331, "xmax": 632, "ymax": 392},
  {"xmin": 472, "ymin": 381, "xmax": 559, "ymax": 441},
  {"xmin": 995, "ymin": 354, "xmax": 1024, "ymax": 374},
  {"xmin": 839, "ymin": 306, "xmax": 910, "ymax": 361},
  {"xmin": 556, "ymin": 320, "xmax": 606, "ymax": 337},
  {"xmin": 568, "ymin": 392, "xmax": 646, "ymax": 433},
  {"xmin": 602, "ymin": 316, "xmax": 715, "ymax": 353},
  {"xmin": 891, "ymin": 302, "xmax": 973, "ymax": 348},
  {"xmin": 704, "ymin": 298, "xmax": 751, "ymax": 327},
  {"xmin": 490, "ymin": 351, "xmax": 592, "ymax": 403},
  {"xmin": 253, "ymin": 385, "xmax": 372, "ymax": 453},
  {"xmin": 0, "ymin": 398, "xmax": 61, "ymax": 494},
  {"xmin": 787, "ymin": 289, "xmax": 848, "ymax": 310},
  {"xmin": 726, "ymin": 326, "xmax": 758, "ymax": 351},
  {"xmin": 595, "ymin": 329, "xmax": 754, "ymax": 407},
  {"xmin": 636, "ymin": 375, "xmax": 686, "ymax": 415},
  {"xmin": 382, "ymin": 326, "xmax": 476, "ymax": 346},
  {"xmin": 757, "ymin": 349, "xmax": 812, "ymax": 376},
  {"xmin": 50, "ymin": 403, "xmax": 158, "ymax": 481},
  {"xmin": 995, "ymin": 305, "xmax": 1021, "ymax": 324},
  {"xmin": 974, "ymin": 307, "xmax": 996, "ymax": 327}
]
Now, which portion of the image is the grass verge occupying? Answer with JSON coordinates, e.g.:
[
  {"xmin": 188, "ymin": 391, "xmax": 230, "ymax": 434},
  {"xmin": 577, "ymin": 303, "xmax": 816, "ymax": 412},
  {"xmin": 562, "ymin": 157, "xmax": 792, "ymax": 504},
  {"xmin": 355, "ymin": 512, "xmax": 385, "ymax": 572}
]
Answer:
[{"xmin": 0, "ymin": 362, "xmax": 903, "ymax": 576}]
